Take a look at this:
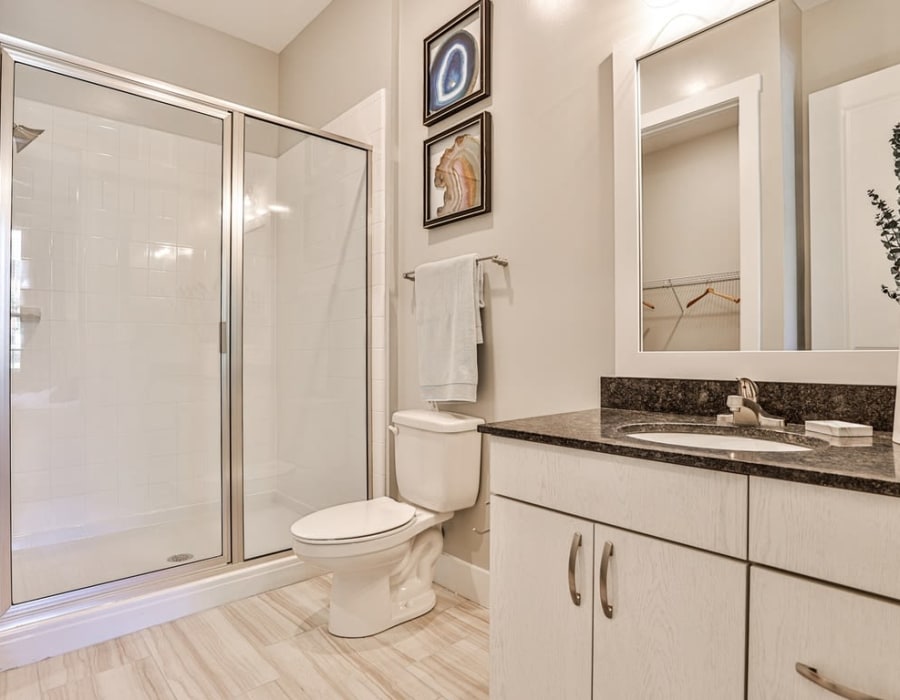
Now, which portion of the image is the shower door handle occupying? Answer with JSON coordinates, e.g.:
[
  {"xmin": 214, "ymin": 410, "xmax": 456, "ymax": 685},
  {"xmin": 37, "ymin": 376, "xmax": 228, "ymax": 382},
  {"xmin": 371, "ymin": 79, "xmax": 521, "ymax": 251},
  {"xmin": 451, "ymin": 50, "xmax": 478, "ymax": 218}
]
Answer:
[{"xmin": 219, "ymin": 322, "xmax": 227, "ymax": 354}]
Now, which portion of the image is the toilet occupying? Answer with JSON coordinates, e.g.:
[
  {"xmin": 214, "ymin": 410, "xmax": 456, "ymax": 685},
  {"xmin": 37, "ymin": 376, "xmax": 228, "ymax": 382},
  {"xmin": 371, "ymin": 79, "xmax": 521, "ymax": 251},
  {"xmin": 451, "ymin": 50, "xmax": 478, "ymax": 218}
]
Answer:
[{"xmin": 290, "ymin": 409, "xmax": 484, "ymax": 638}]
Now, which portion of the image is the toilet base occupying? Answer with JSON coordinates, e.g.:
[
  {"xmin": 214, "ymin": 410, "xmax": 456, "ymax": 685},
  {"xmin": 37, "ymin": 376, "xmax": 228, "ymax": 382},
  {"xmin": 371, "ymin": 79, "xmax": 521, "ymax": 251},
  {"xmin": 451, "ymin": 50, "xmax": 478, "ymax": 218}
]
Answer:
[{"xmin": 326, "ymin": 526, "xmax": 444, "ymax": 638}]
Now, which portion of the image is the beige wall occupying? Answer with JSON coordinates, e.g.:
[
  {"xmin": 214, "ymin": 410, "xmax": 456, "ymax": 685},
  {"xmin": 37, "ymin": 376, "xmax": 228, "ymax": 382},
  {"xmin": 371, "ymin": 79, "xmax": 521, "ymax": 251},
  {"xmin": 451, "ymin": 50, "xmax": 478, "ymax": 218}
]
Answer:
[
  {"xmin": 395, "ymin": 0, "xmax": 632, "ymax": 569},
  {"xmin": 801, "ymin": 0, "xmax": 900, "ymax": 96},
  {"xmin": 278, "ymin": 0, "xmax": 396, "ymax": 128},
  {"xmin": 0, "ymin": 0, "xmax": 279, "ymax": 112}
]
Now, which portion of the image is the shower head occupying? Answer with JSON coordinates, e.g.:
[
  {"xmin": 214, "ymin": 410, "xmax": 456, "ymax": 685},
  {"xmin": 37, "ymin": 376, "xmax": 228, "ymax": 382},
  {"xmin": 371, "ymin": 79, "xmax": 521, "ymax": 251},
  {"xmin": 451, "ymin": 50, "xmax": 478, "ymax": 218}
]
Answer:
[{"xmin": 13, "ymin": 124, "xmax": 44, "ymax": 153}]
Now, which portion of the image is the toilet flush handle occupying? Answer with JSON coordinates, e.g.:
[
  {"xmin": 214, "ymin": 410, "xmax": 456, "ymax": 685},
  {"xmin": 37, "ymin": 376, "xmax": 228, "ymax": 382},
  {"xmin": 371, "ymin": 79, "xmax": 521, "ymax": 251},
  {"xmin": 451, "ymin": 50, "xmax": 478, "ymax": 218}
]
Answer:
[{"xmin": 388, "ymin": 424, "xmax": 399, "ymax": 438}]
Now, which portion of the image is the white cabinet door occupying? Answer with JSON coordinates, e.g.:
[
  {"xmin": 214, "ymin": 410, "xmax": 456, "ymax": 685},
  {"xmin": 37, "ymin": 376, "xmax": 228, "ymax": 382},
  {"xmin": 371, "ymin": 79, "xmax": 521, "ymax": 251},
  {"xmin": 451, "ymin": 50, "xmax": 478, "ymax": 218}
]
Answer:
[
  {"xmin": 749, "ymin": 566, "xmax": 900, "ymax": 699},
  {"xmin": 592, "ymin": 524, "xmax": 747, "ymax": 699},
  {"xmin": 490, "ymin": 496, "xmax": 594, "ymax": 700}
]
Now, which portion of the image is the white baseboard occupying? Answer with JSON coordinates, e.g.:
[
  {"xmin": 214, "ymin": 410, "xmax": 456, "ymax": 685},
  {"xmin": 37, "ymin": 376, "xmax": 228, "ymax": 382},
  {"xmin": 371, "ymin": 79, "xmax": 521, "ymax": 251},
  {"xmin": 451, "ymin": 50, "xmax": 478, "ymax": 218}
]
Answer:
[
  {"xmin": 0, "ymin": 556, "xmax": 320, "ymax": 671},
  {"xmin": 434, "ymin": 553, "xmax": 489, "ymax": 608}
]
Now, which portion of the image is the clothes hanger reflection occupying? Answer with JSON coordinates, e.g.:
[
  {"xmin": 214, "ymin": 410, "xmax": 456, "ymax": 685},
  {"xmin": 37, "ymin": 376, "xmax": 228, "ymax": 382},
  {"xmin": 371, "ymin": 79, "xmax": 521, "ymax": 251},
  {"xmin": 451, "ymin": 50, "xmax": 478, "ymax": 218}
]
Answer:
[{"xmin": 685, "ymin": 287, "xmax": 740, "ymax": 309}]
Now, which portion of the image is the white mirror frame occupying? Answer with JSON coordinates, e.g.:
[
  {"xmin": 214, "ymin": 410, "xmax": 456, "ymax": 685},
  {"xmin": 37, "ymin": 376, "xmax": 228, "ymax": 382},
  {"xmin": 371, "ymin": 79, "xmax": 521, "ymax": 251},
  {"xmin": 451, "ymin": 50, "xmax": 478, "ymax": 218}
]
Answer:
[{"xmin": 612, "ymin": 1, "xmax": 897, "ymax": 384}]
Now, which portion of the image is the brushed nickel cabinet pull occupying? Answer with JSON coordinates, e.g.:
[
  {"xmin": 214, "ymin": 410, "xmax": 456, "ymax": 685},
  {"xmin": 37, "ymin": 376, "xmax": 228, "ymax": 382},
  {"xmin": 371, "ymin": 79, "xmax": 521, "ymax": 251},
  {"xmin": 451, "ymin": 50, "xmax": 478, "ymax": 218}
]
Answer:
[
  {"xmin": 796, "ymin": 663, "xmax": 883, "ymax": 700},
  {"xmin": 567, "ymin": 532, "xmax": 582, "ymax": 606},
  {"xmin": 599, "ymin": 540, "xmax": 614, "ymax": 619}
]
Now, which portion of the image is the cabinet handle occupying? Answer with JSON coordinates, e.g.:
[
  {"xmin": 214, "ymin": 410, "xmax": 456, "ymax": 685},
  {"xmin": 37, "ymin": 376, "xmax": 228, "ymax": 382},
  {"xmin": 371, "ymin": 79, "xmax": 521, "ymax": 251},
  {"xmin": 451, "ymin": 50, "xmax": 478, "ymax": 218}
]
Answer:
[
  {"xmin": 567, "ymin": 532, "xmax": 582, "ymax": 606},
  {"xmin": 599, "ymin": 540, "xmax": 614, "ymax": 619},
  {"xmin": 796, "ymin": 663, "xmax": 883, "ymax": 700}
]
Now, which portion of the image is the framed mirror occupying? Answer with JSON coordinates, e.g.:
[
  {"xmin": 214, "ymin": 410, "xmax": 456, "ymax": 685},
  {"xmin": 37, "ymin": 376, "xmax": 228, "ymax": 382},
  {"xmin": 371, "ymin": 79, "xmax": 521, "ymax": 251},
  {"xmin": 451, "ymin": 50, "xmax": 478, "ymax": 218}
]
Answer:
[{"xmin": 613, "ymin": 0, "xmax": 898, "ymax": 383}]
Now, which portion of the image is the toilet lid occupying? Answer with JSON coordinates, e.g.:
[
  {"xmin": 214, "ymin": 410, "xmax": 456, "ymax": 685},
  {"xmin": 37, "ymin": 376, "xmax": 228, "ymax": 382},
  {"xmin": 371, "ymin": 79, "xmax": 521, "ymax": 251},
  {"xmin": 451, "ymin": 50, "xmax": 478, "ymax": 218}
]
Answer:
[{"xmin": 291, "ymin": 497, "xmax": 417, "ymax": 543}]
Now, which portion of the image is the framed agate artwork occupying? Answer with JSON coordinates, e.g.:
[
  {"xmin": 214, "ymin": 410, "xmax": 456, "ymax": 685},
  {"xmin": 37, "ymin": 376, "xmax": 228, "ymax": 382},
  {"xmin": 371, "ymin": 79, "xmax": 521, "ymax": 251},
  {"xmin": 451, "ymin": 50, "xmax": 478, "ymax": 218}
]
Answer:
[
  {"xmin": 423, "ymin": 0, "xmax": 492, "ymax": 126},
  {"xmin": 423, "ymin": 111, "xmax": 492, "ymax": 228}
]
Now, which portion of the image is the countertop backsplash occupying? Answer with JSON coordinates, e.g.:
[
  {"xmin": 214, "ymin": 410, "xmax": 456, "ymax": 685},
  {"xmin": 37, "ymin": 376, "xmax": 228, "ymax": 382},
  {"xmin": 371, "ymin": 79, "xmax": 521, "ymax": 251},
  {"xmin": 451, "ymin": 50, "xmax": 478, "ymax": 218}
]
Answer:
[{"xmin": 600, "ymin": 377, "xmax": 895, "ymax": 433}]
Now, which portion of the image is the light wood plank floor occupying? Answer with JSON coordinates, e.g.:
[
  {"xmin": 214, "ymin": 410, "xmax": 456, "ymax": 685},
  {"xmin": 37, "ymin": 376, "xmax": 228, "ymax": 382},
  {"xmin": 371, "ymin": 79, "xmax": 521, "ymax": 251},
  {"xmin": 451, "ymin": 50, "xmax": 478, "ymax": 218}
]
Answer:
[{"xmin": 0, "ymin": 576, "xmax": 489, "ymax": 699}]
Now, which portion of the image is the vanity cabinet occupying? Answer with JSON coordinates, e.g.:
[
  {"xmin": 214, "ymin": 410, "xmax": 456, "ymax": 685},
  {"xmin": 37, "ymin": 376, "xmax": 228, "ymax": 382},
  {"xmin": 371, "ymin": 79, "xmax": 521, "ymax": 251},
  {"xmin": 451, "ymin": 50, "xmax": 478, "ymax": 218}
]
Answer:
[
  {"xmin": 489, "ymin": 432, "xmax": 900, "ymax": 700},
  {"xmin": 490, "ymin": 438, "xmax": 748, "ymax": 699}
]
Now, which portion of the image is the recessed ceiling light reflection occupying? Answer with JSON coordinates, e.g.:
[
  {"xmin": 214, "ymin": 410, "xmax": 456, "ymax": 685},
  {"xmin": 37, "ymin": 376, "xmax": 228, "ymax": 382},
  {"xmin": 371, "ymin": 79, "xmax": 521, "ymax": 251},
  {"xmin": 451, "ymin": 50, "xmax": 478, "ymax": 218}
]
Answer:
[
  {"xmin": 686, "ymin": 80, "xmax": 708, "ymax": 95},
  {"xmin": 529, "ymin": 0, "xmax": 575, "ymax": 21}
]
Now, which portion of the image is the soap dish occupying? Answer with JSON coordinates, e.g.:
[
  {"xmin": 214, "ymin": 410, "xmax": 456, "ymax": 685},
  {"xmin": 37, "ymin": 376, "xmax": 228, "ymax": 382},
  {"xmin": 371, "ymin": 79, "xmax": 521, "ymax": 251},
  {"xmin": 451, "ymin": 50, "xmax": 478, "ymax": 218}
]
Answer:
[{"xmin": 804, "ymin": 420, "xmax": 872, "ymax": 437}]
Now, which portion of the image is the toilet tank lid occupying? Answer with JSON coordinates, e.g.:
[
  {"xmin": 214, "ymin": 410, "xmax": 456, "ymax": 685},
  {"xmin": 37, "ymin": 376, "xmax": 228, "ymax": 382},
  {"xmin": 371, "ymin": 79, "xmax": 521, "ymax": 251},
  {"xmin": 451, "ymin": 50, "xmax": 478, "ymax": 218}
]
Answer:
[{"xmin": 392, "ymin": 409, "xmax": 484, "ymax": 433}]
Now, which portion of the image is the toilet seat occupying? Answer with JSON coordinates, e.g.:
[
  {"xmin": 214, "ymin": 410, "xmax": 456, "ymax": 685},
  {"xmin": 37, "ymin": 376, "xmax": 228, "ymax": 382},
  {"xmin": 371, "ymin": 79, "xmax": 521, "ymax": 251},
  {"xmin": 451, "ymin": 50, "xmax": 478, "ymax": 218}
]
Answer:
[{"xmin": 291, "ymin": 497, "xmax": 417, "ymax": 545}]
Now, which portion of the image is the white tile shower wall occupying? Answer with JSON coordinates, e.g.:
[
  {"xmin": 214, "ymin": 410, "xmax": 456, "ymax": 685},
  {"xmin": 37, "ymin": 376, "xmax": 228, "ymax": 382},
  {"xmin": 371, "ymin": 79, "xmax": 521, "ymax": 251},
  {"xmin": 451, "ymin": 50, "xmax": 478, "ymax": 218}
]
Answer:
[
  {"xmin": 324, "ymin": 89, "xmax": 387, "ymax": 498},
  {"xmin": 10, "ymin": 98, "xmax": 223, "ymax": 548},
  {"xmin": 273, "ymin": 133, "xmax": 369, "ymax": 513}
]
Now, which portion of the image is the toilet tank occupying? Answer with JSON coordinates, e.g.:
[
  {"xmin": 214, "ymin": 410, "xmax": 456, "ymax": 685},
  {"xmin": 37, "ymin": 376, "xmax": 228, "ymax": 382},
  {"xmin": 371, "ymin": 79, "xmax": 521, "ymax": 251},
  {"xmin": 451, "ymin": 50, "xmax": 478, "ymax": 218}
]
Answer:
[{"xmin": 391, "ymin": 410, "xmax": 484, "ymax": 512}]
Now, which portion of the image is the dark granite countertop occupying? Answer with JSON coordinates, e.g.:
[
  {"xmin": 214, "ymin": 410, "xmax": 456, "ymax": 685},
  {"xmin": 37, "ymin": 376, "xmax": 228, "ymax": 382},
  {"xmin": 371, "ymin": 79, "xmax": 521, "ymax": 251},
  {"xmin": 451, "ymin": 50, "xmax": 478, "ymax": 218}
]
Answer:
[{"xmin": 479, "ymin": 407, "xmax": 900, "ymax": 497}]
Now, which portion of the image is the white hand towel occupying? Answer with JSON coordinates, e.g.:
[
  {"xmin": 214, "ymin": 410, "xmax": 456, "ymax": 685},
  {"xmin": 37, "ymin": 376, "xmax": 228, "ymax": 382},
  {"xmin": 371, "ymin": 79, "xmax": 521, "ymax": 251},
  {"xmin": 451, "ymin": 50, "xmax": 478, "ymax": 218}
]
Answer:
[{"xmin": 415, "ymin": 254, "xmax": 484, "ymax": 402}]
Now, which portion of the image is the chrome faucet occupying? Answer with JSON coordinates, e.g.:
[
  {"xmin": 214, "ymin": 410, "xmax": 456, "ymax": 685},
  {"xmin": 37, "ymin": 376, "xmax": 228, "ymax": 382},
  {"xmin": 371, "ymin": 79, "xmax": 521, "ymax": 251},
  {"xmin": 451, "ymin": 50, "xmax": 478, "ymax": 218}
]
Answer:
[{"xmin": 726, "ymin": 377, "xmax": 785, "ymax": 428}]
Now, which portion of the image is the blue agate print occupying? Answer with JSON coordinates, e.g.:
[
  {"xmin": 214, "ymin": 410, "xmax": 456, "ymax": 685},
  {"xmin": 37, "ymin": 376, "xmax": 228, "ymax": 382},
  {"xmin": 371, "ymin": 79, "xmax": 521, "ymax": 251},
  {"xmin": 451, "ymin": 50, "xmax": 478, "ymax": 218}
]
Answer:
[{"xmin": 429, "ymin": 30, "xmax": 478, "ymax": 112}]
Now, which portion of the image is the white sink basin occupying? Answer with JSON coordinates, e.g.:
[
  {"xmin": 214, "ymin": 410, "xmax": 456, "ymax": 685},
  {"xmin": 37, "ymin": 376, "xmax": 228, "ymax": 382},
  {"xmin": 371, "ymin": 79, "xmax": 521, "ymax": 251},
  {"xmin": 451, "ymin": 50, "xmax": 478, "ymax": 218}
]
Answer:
[{"xmin": 625, "ymin": 431, "xmax": 811, "ymax": 453}]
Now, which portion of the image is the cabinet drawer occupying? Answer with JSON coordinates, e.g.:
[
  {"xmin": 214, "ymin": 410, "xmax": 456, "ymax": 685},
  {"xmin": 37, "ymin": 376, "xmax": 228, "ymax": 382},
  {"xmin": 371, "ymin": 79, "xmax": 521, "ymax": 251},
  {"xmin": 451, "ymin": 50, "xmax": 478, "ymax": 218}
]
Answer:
[
  {"xmin": 489, "ymin": 437, "xmax": 747, "ymax": 558},
  {"xmin": 749, "ymin": 477, "xmax": 900, "ymax": 599},
  {"xmin": 748, "ymin": 567, "xmax": 900, "ymax": 699}
]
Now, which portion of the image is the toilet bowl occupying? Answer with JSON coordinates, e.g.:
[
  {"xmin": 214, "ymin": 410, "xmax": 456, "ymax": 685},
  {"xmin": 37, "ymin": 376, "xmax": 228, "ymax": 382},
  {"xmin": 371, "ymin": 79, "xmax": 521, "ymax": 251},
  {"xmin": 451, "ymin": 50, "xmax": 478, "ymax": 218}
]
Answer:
[
  {"xmin": 290, "ymin": 410, "xmax": 483, "ymax": 638},
  {"xmin": 291, "ymin": 497, "xmax": 452, "ymax": 637}
]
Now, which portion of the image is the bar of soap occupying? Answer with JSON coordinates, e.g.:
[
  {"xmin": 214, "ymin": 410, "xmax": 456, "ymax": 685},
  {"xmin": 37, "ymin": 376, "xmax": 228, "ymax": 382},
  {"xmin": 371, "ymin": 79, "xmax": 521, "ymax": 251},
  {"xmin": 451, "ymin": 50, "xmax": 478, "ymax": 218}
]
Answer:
[{"xmin": 804, "ymin": 420, "xmax": 872, "ymax": 437}]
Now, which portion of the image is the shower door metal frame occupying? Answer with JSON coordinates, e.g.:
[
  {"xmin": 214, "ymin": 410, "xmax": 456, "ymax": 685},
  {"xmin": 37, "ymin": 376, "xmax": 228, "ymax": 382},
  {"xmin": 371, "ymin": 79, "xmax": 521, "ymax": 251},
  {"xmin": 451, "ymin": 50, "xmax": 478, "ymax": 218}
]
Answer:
[
  {"xmin": 229, "ymin": 112, "xmax": 246, "ymax": 564},
  {"xmin": 0, "ymin": 48, "xmax": 15, "ymax": 622},
  {"xmin": 0, "ymin": 32, "xmax": 373, "ymax": 627}
]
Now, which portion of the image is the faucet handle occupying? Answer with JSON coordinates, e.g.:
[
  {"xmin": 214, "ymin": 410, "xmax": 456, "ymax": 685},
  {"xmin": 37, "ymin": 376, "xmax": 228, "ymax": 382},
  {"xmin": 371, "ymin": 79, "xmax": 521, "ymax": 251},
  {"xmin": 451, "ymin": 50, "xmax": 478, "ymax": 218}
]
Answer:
[{"xmin": 737, "ymin": 377, "xmax": 758, "ymax": 401}]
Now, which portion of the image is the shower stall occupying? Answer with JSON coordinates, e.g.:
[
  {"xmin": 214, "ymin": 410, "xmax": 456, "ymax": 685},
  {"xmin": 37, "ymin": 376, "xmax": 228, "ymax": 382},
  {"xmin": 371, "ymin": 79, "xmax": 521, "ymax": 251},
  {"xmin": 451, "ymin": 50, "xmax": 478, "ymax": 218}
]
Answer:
[{"xmin": 0, "ymin": 36, "xmax": 370, "ymax": 649}]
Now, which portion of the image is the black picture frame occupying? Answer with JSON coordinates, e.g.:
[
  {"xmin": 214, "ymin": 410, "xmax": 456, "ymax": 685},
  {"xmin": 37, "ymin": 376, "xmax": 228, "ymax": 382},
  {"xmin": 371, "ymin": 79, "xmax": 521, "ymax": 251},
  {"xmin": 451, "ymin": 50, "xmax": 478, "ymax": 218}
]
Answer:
[
  {"xmin": 423, "ymin": 0, "xmax": 492, "ymax": 126},
  {"xmin": 423, "ymin": 111, "xmax": 492, "ymax": 229}
]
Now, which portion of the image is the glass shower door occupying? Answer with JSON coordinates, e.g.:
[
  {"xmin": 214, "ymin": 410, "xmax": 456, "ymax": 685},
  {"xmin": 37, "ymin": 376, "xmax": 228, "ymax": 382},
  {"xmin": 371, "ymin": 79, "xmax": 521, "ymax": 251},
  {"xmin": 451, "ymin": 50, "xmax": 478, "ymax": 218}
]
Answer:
[
  {"xmin": 6, "ymin": 61, "xmax": 228, "ymax": 602},
  {"xmin": 241, "ymin": 116, "xmax": 369, "ymax": 558}
]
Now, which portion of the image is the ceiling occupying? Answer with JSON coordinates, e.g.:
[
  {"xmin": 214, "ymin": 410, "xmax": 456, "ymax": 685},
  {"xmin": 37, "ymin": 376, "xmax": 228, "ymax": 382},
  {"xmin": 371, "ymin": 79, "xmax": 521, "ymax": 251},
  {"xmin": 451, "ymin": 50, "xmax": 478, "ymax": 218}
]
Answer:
[
  {"xmin": 136, "ymin": 0, "xmax": 332, "ymax": 52},
  {"xmin": 139, "ymin": 0, "xmax": 831, "ymax": 53}
]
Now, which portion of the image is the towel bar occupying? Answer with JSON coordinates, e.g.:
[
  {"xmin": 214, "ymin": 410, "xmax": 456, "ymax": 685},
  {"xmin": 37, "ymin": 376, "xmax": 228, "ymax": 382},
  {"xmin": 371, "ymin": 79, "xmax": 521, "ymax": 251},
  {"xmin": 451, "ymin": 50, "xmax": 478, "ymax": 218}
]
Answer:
[{"xmin": 402, "ymin": 255, "xmax": 508, "ymax": 281}]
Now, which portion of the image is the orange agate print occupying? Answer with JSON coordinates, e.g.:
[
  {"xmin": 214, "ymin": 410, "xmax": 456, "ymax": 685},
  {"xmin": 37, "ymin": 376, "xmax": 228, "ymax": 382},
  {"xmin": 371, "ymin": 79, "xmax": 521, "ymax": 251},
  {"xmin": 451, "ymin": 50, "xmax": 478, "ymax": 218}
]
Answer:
[{"xmin": 434, "ymin": 134, "xmax": 481, "ymax": 215}]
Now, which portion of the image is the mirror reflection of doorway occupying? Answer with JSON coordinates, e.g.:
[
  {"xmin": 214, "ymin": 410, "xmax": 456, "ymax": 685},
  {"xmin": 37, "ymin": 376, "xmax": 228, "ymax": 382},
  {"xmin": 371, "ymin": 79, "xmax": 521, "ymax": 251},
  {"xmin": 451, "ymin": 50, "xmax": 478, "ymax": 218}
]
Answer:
[
  {"xmin": 809, "ymin": 62, "xmax": 900, "ymax": 350},
  {"xmin": 641, "ymin": 106, "xmax": 741, "ymax": 351}
]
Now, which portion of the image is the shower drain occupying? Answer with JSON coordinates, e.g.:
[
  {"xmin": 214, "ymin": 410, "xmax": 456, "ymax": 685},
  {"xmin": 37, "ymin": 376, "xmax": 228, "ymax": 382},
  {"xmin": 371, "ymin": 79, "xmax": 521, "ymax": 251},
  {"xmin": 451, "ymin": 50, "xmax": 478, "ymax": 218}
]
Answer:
[{"xmin": 166, "ymin": 553, "xmax": 194, "ymax": 563}]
